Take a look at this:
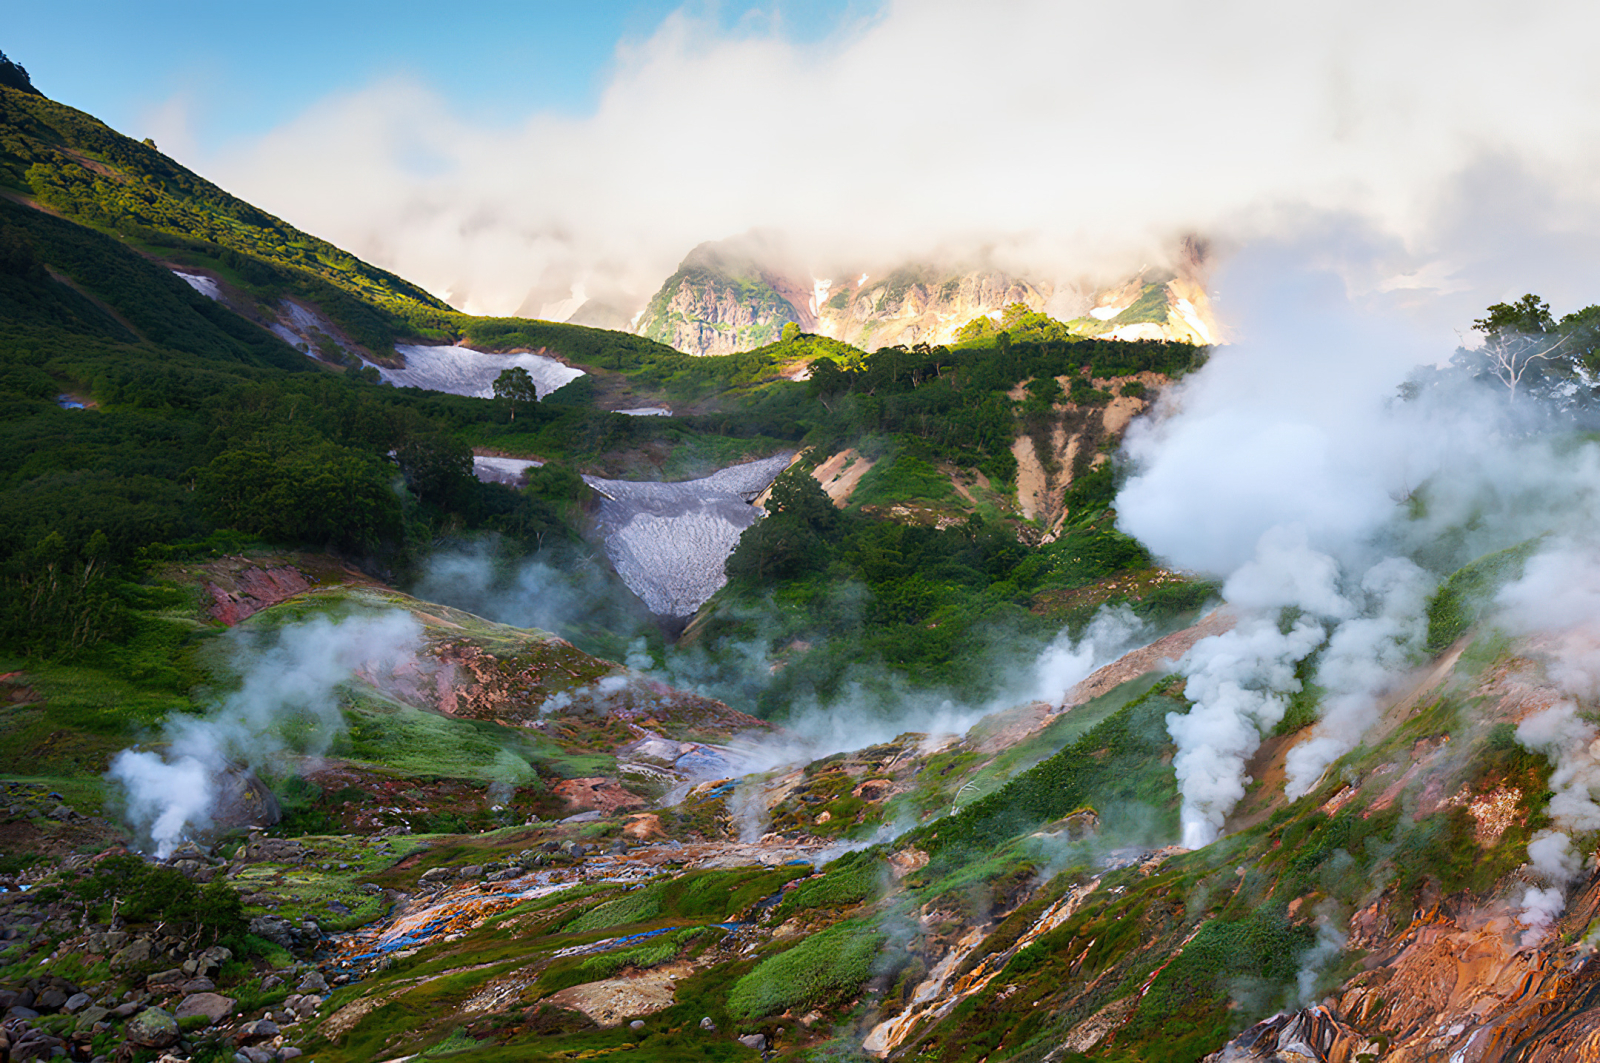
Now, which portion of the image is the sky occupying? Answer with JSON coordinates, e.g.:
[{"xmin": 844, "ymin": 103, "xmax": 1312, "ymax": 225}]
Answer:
[
  {"xmin": 12, "ymin": 1, "xmax": 1600, "ymax": 331},
  {"xmin": 6, "ymin": 2, "xmax": 868, "ymax": 149}
]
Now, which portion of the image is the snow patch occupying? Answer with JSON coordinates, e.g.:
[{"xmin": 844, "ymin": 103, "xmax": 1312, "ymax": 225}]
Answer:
[
  {"xmin": 173, "ymin": 271, "xmax": 223, "ymax": 302},
  {"xmin": 382, "ymin": 344, "xmax": 585, "ymax": 400},
  {"xmin": 811, "ymin": 277, "xmax": 832, "ymax": 316},
  {"xmin": 584, "ymin": 454, "xmax": 793, "ymax": 617},
  {"xmin": 472, "ymin": 456, "xmax": 545, "ymax": 485}
]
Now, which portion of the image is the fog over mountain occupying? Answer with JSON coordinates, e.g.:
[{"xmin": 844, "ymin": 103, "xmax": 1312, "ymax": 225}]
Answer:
[{"xmin": 195, "ymin": 0, "xmax": 1600, "ymax": 330}]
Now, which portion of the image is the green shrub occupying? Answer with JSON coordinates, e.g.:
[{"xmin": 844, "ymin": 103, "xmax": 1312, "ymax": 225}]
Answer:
[
  {"xmin": 726, "ymin": 920, "xmax": 886, "ymax": 1019},
  {"xmin": 1425, "ymin": 539, "xmax": 1541, "ymax": 652},
  {"xmin": 563, "ymin": 882, "xmax": 666, "ymax": 934},
  {"xmin": 773, "ymin": 858, "xmax": 882, "ymax": 919}
]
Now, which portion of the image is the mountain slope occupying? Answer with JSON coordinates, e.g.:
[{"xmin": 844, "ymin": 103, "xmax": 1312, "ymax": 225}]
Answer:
[{"xmin": 0, "ymin": 85, "xmax": 453, "ymax": 344}]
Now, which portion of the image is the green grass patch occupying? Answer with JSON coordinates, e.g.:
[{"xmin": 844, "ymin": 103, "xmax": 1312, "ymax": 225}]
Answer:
[{"xmin": 726, "ymin": 919, "xmax": 886, "ymax": 1020}]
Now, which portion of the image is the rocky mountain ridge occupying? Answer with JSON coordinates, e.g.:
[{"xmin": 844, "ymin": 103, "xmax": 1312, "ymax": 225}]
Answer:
[{"xmin": 628, "ymin": 236, "xmax": 1219, "ymax": 356}]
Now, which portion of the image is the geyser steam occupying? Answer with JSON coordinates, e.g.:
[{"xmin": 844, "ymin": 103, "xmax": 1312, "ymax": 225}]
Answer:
[
  {"xmin": 1117, "ymin": 247, "xmax": 1600, "ymax": 849},
  {"xmin": 108, "ymin": 611, "xmax": 423, "ymax": 857}
]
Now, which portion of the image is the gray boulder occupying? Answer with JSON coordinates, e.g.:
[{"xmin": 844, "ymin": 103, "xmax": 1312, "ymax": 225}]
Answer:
[
  {"xmin": 125, "ymin": 1006, "xmax": 180, "ymax": 1049},
  {"xmin": 145, "ymin": 968, "xmax": 186, "ymax": 990},
  {"xmin": 111, "ymin": 938, "xmax": 157, "ymax": 969},
  {"xmin": 74, "ymin": 1004, "xmax": 110, "ymax": 1031},
  {"xmin": 236, "ymin": 1017, "xmax": 280, "ymax": 1043},
  {"xmin": 176, "ymin": 991, "xmax": 235, "ymax": 1024},
  {"xmin": 248, "ymin": 915, "xmax": 296, "ymax": 948}
]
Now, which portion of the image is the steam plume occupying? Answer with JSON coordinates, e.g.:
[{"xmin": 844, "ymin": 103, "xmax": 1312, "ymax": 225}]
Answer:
[
  {"xmin": 108, "ymin": 611, "xmax": 423, "ymax": 857},
  {"xmin": 1117, "ymin": 246, "xmax": 1600, "ymax": 848},
  {"xmin": 1170, "ymin": 612, "xmax": 1326, "ymax": 849}
]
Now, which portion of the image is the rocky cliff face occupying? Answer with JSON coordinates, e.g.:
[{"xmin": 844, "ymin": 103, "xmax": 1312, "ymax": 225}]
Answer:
[
  {"xmin": 633, "ymin": 241, "xmax": 804, "ymax": 356},
  {"xmin": 627, "ymin": 237, "xmax": 1219, "ymax": 355},
  {"xmin": 814, "ymin": 266, "xmax": 1052, "ymax": 351}
]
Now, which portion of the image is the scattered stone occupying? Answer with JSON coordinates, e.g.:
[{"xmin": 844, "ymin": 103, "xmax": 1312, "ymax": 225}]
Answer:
[
  {"xmin": 111, "ymin": 939, "xmax": 157, "ymax": 969},
  {"xmin": 175, "ymin": 992, "xmax": 235, "ymax": 1024},
  {"xmin": 419, "ymin": 868, "xmax": 452, "ymax": 886},
  {"xmin": 238, "ymin": 1046, "xmax": 276, "ymax": 1063},
  {"xmin": 197, "ymin": 945, "xmax": 233, "ymax": 976},
  {"xmin": 9, "ymin": 1026, "xmax": 65, "ymax": 1060},
  {"xmin": 35, "ymin": 986, "xmax": 67, "ymax": 1010},
  {"xmin": 738, "ymin": 1033, "xmax": 767, "ymax": 1051},
  {"xmin": 181, "ymin": 977, "xmax": 216, "ymax": 994},
  {"xmin": 700, "ymin": 1016, "xmax": 718, "ymax": 1032},
  {"xmin": 236, "ymin": 1018, "xmax": 280, "ymax": 1043},
  {"xmin": 145, "ymin": 968, "xmax": 186, "ymax": 990},
  {"xmin": 126, "ymin": 1006, "xmax": 180, "ymax": 1049},
  {"xmin": 457, "ymin": 865, "xmax": 483, "ymax": 880},
  {"xmin": 62, "ymin": 991, "xmax": 91, "ymax": 1012},
  {"xmin": 74, "ymin": 1004, "xmax": 110, "ymax": 1030},
  {"xmin": 280, "ymin": 1048, "xmax": 304, "ymax": 1060},
  {"xmin": 295, "ymin": 970, "xmax": 327, "ymax": 994},
  {"xmin": 6, "ymin": 1005, "xmax": 39, "ymax": 1021},
  {"xmin": 248, "ymin": 915, "xmax": 295, "ymax": 949},
  {"xmin": 112, "ymin": 1001, "xmax": 141, "ymax": 1018},
  {"xmin": 630, "ymin": 1019, "xmax": 645, "ymax": 1029}
]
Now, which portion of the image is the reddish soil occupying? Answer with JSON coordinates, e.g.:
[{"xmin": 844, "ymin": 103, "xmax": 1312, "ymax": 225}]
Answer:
[{"xmin": 553, "ymin": 778, "xmax": 646, "ymax": 815}]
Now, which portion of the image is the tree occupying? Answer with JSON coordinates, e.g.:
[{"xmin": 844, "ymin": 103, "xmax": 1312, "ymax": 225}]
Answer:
[
  {"xmin": 1466, "ymin": 294, "xmax": 1569, "ymax": 403},
  {"xmin": 493, "ymin": 366, "xmax": 538, "ymax": 421},
  {"xmin": 725, "ymin": 468, "xmax": 838, "ymax": 581},
  {"xmin": 781, "ymin": 321, "xmax": 802, "ymax": 344},
  {"xmin": 0, "ymin": 51, "xmax": 40, "ymax": 96}
]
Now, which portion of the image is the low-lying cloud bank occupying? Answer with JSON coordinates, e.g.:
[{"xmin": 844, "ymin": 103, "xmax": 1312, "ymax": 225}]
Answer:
[{"xmin": 187, "ymin": 1, "xmax": 1600, "ymax": 324}]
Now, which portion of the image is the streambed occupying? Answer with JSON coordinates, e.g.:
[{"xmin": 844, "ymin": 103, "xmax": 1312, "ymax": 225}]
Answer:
[{"xmin": 330, "ymin": 836, "xmax": 824, "ymax": 980}]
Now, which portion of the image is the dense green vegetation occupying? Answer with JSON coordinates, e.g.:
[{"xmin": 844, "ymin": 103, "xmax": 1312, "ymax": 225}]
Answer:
[
  {"xmin": 701, "ymin": 466, "xmax": 1210, "ymax": 715},
  {"xmin": 0, "ymin": 72, "xmax": 1208, "ymax": 720}
]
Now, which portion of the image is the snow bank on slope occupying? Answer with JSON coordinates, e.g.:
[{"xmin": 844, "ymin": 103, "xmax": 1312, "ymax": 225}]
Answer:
[
  {"xmin": 584, "ymin": 453, "xmax": 794, "ymax": 617},
  {"xmin": 384, "ymin": 344, "xmax": 584, "ymax": 399}
]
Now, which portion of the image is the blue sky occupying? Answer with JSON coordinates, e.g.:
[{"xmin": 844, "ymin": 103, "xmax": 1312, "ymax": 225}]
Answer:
[{"xmin": 5, "ymin": 1, "xmax": 871, "ymax": 153}]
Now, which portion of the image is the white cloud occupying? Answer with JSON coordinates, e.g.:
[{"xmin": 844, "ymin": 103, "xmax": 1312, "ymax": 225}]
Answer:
[{"xmin": 182, "ymin": 0, "xmax": 1600, "ymax": 320}]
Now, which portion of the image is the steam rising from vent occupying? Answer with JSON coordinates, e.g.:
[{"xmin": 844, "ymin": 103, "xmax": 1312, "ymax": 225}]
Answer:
[
  {"xmin": 1116, "ymin": 247, "xmax": 1600, "ymax": 849},
  {"xmin": 1296, "ymin": 909, "xmax": 1349, "ymax": 1006},
  {"xmin": 1171, "ymin": 612, "xmax": 1326, "ymax": 850},
  {"xmin": 108, "ymin": 612, "xmax": 423, "ymax": 858},
  {"xmin": 1496, "ymin": 547, "xmax": 1600, "ymax": 941},
  {"xmin": 1282, "ymin": 559, "xmax": 1432, "ymax": 799},
  {"xmin": 1028, "ymin": 606, "xmax": 1148, "ymax": 706}
]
